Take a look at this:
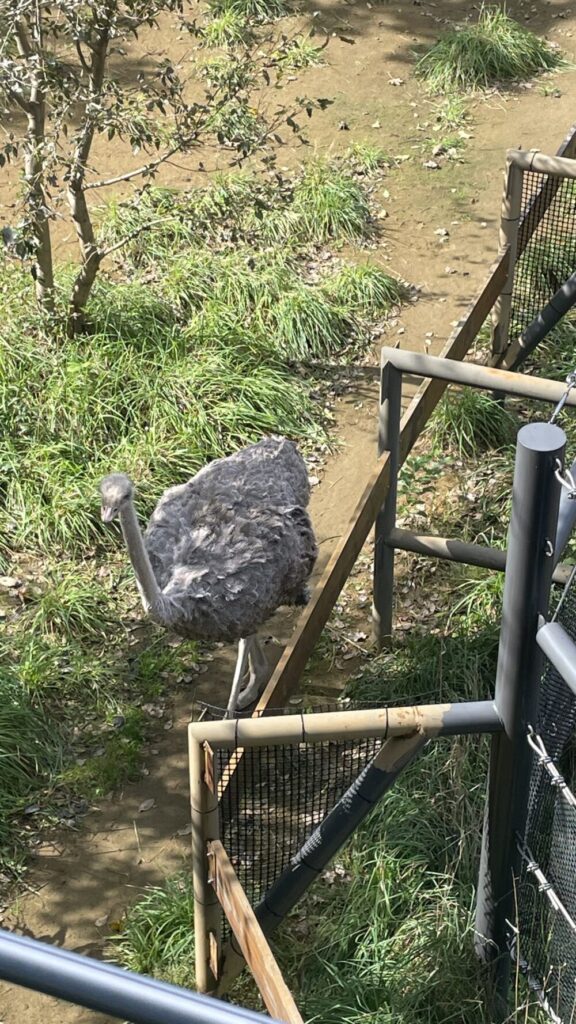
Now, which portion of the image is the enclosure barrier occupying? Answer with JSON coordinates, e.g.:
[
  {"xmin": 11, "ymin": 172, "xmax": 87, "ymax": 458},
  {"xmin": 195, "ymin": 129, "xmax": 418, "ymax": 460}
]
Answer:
[
  {"xmin": 492, "ymin": 141, "xmax": 576, "ymax": 369},
  {"xmin": 189, "ymin": 701, "xmax": 505, "ymax": 1004},
  {"xmin": 0, "ymin": 927, "xmax": 273, "ymax": 1024},
  {"xmin": 372, "ymin": 347, "xmax": 576, "ymax": 646},
  {"xmin": 188, "ymin": 339, "xmax": 576, "ymax": 1020},
  {"xmin": 239, "ymin": 125, "xmax": 576, "ymax": 733}
]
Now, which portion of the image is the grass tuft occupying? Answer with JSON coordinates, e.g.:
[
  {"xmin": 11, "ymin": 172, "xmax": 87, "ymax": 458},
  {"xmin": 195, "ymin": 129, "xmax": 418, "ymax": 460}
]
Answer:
[
  {"xmin": 273, "ymin": 35, "xmax": 326, "ymax": 71},
  {"xmin": 430, "ymin": 388, "xmax": 517, "ymax": 458},
  {"xmin": 291, "ymin": 159, "xmax": 373, "ymax": 243},
  {"xmin": 110, "ymin": 874, "xmax": 197, "ymax": 986},
  {"xmin": 324, "ymin": 263, "xmax": 409, "ymax": 315},
  {"xmin": 415, "ymin": 5, "xmax": 565, "ymax": 93},
  {"xmin": 345, "ymin": 142, "xmax": 390, "ymax": 174},
  {"xmin": 200, "ymin": 11, "xmax": 253, "ymax": 47},
  {"xmin": 207, "ymin": 0, "xmax": 288, "ymax": 21}
]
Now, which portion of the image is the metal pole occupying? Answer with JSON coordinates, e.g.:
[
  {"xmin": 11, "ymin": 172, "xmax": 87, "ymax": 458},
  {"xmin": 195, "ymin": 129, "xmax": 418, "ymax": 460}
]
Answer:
[
  {"xmin": 475, "ymin": 422, "xmax": 565, "ymax": 1013},
  {"xmin": 505, "ymin": 272, "xmax": 576, "ymax": 370},
  {"xmin": 536, "ymin": 620, "xmax": 576, "ymax": 697},
  {"xmin": 372, "ymin": 359, "xmax": 402, "ymax": 647},
  {"xmin": 0, "ymin": 928, "xmax": 271, "ymax": 1024}
]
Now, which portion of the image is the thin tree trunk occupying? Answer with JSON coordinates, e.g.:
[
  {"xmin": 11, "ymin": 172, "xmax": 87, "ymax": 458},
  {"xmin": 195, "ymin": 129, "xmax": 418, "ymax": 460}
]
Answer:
[
  {"xmin": 23, "ymin": 106, "xmax": 55, "ymax": 311},
  {"xmin": 65, "ymin": 25, "xmax": 109, "ymax": 335},
  {"xmin": 15, "ymin": 18, "xmax": 54, "ymax": 311}
]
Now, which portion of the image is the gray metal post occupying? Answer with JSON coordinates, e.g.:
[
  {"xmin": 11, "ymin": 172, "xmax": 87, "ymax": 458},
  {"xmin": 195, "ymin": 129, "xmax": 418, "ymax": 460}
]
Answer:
[
  {"xmin": 0, "ymin": 928, "xmax": 271, "ymax": 1024},
  {"xmin": 475, "ymin": 422, "xmax": 565, "ymax": 1012},
  {"xmin": 372, "ymin": 360, "xmax": 402, "ymax": 647}
]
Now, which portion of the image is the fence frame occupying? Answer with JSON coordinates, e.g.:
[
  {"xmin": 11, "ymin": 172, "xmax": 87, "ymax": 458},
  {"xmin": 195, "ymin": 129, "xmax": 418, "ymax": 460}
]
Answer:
[{"xmin": 236, "ymin": 127, "xmax": 576, "ymax": 730}]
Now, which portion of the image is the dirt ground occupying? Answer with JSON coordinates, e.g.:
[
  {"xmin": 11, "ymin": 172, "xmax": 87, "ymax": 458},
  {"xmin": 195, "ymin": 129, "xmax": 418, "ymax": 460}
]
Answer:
[{"xmin": 2, "ymin": 0, "xmax": 576, "ymax": 1019}]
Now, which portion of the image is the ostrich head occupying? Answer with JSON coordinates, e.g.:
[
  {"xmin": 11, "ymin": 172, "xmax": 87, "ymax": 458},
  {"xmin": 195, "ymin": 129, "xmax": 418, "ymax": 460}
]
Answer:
[{"xmin": 100, "ymin": 473, "xmax": 134, "ymax": 523}]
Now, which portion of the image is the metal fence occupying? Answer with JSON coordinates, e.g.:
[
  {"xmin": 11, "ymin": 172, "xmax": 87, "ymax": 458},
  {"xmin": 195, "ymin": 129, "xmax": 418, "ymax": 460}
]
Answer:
[{"xmin": 0, "ymin": 927, "xmax": 274, "ymax": 1024}]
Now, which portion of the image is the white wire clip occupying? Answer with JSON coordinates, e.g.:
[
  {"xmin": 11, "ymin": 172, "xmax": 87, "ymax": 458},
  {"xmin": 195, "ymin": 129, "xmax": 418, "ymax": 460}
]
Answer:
[
  {"xmin": 554, "ymin": 459, "xmax": 576, "ymax": 500},
  {"xmin": 550, "ymin": 369, "xmax": 576, "ymax": 425}
]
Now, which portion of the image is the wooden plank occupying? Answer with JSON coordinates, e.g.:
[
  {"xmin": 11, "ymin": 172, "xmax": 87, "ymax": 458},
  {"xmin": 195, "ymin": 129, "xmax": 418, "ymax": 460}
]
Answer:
[
  {"xmin": 251, "ymin": 251, "xmax": 510, "ymax": 714},
  {"xmin": 208, "ymin": 840, "xmax": 304, "ymax": 1024}
]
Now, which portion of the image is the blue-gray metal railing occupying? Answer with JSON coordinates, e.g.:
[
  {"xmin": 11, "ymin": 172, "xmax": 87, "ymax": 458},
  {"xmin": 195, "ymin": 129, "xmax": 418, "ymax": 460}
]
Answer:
[{"xmin": 0, "ymin": 927, "xmax": 273, "ymax": 1024}]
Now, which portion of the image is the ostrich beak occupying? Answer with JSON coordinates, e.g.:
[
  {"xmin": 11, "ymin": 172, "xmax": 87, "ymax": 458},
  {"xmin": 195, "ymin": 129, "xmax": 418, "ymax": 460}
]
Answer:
[{"xmin": 101, "ymin": 506, "xmax": 117, "ymax": 523}]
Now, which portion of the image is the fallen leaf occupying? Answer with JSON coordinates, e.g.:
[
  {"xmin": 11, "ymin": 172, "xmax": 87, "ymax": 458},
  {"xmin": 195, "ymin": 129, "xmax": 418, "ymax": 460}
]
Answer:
[{"xmin": 138, "ymin": 798, "xmax": 155, "ymax": 813}]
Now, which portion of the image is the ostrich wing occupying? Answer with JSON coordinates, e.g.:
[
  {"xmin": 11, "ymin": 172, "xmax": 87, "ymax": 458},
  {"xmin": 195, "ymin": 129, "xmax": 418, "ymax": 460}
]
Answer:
[{"xmin": 144, "ymin": 502, "xmax": 317, "ymax": 642}]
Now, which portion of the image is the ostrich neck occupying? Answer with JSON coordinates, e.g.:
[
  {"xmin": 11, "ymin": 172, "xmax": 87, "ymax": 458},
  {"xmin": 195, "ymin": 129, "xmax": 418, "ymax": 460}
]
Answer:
[{"xmin": 120, "ymin": 500, "xmax": 163, "ymax": 615}]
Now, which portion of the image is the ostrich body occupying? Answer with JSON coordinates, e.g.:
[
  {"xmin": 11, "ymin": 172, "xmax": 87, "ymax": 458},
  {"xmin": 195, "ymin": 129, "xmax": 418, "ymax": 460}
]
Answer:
[{"xmin": 100, "ymin": 437, "xmax": 317, "ymax": 717}]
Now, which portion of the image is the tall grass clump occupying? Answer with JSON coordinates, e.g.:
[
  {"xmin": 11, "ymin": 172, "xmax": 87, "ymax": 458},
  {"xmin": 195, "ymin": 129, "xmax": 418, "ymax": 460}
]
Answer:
[
  {"xmin": 207, "ymin": 0, "xmax": 288, "ymax": 19},
  {"xmin": 110, "ymin": 874, "xmax": 197, "ymax": 987},
  {"xmin": 273, "ymin": 36, "xmax": 325, "ymax": 71},
  {"xmin": 415, "ymin": 6, "xmax": 565, "ymax": 93},
  {"xmin": 200, "ymin": 11, "xmax": 253, "ymax": 47},
  {"xmin": 324, "ymin": 264, "xmax": 409, "ymax": 314},
  {"xmin": 291, "ymin": 159, "xmax": 372, "ymax": 243},
  {"xmin": 345, "ymin": 141, "xmax": 390, "ymax": 174},
  {"xmin": 430, "ymin": 388, "xmax": 516, "ymax": 458}
]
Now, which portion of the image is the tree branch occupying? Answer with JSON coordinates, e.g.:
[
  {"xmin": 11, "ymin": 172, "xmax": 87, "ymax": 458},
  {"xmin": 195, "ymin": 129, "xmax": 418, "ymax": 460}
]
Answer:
[
  {"xmin": 75, "ymin": 38, "xmax": 91, "ymax": 74},
  {"xmin": 83, "ymin": 144, "xmax": 183, "ymax": 190}
]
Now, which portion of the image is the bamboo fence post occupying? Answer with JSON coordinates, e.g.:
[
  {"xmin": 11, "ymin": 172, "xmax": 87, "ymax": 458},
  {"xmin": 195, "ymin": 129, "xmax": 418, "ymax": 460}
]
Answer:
[
  {"xmin": 190, "ymin": 738, "xmax": 221, "ymax": 994},
  {"xmin": 491, "ymin": 152, "xmax": 524, "ymax": 358}
]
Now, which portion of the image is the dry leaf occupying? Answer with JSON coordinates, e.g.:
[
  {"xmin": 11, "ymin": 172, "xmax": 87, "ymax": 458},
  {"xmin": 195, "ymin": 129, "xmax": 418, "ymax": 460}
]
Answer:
[{"xmin": 138, "ymin": 798, "xmax": 155, "ymax": 813}]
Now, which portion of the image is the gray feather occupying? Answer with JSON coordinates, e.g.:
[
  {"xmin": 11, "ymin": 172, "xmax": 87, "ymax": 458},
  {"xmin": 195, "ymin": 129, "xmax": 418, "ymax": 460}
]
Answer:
[{"xmin": 144, "ymin": 437, "xmax": 317, "ymax": 641}]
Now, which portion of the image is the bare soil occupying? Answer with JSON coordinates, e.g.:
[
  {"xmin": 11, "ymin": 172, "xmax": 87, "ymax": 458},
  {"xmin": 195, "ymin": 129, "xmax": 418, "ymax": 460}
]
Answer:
[{"xmin": 2, "ymin": 0, "xmax": 576, "ymax": 1019}]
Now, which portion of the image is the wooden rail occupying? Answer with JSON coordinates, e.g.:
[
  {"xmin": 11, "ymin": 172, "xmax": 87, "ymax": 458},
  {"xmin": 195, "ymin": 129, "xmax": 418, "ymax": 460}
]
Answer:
[
  {"xmin": 251, "ymin": 251, "xmax": 509, "ymax": 713},
  {"xmin": 208, "ymin": 841, "xmax": 304, "ymax": 1024}
]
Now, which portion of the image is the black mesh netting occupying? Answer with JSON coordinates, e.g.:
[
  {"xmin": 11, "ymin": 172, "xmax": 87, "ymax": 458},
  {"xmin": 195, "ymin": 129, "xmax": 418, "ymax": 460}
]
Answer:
[
  {"xmin": 196, "ymin": 693, "xmax": 438, "ymax": 924},
  {"xmin": 516, "ymin": 569, "xmax": 576, "ymax": 1023},
  {"xmin": 511, "ymin": 169, "xmax": 576, "ymax": 341}
]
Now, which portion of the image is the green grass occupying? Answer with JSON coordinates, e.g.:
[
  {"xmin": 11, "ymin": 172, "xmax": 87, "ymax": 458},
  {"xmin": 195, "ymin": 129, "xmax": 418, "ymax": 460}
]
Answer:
[
  {"xmin": 273, "ymin": 35, "xmax": 326, "ymax": 71},
  {"xmin": 101, "ymin": 161, "xmax": 375, "ymax": 259},
  {"xmin": 345, "ymin": 142, "xmax": 390, "ymax": 174},
  {"xmin": 429, "ymin": 388, "xmax": 517, "ymax": 458},
  {"xmin": 290, "ymin": 159, "xmax": 373, "ymax": 243},
  {"xmin": 323, "ymin": 263, "xmax": 409, "ymax": 315},
  {"xmin": 110, "ymin": 873, "xmax": 197, "ymax": 986},
  {"xmin": 200, "ymin": 11, "xmax": 253, "ymax": 47},
  {"xmin": 61, "ymin": 707, "xmax": 148, "ymax": 799},
  {"xmin": 432, "ymin": 96, "xmax": 470, "ymax": 131},
  {"xmin": 415, "ymin": 5, "xmax": 565, "ymax": 93},
  {"xmin": 0, "ymin": 667, "xmax": 62, "ymax": 856},
  {"xmin": 207, "ymin": 0, "xmax": 288, "ymax": 21}
]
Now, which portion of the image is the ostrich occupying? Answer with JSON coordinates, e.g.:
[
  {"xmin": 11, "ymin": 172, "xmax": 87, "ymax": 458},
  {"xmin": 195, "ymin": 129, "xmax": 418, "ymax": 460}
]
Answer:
[{"xmin": 99, "ymin": 437, "xmax": 317, "ymax": 718}]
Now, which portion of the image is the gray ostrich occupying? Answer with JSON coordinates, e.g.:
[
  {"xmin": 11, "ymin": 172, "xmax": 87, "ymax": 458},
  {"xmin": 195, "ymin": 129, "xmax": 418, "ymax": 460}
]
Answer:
[{"xmin": 99, "ymin": 437, "xmax": 317, "ymax": 718}]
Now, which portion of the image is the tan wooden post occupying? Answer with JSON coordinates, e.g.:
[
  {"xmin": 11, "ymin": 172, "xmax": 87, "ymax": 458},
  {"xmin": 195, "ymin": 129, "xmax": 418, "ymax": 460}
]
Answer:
[
  {"xmin": 190, "ymin": 737, "xmax": 221, "ymax": 993},
  {"xmin": 491, "ymin": 152, "xmax": 524, "ymax": 358}
]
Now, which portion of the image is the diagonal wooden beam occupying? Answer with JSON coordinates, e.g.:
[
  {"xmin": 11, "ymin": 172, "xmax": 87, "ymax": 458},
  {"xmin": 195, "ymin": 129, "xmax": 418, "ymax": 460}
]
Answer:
[{"xmin": 208, "ymin": 840, "xmax": 303, "ymax": 1024}]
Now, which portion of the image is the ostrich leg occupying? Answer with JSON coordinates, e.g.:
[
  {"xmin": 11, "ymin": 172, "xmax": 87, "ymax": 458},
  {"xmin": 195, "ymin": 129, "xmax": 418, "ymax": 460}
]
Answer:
[
  {"xmin": 237, "ymin": 636, "xmax": 269, "ymax": 710},
  {"xmin": 224, "ymin": 638, "xmax": 250, "ymax": 720}
]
